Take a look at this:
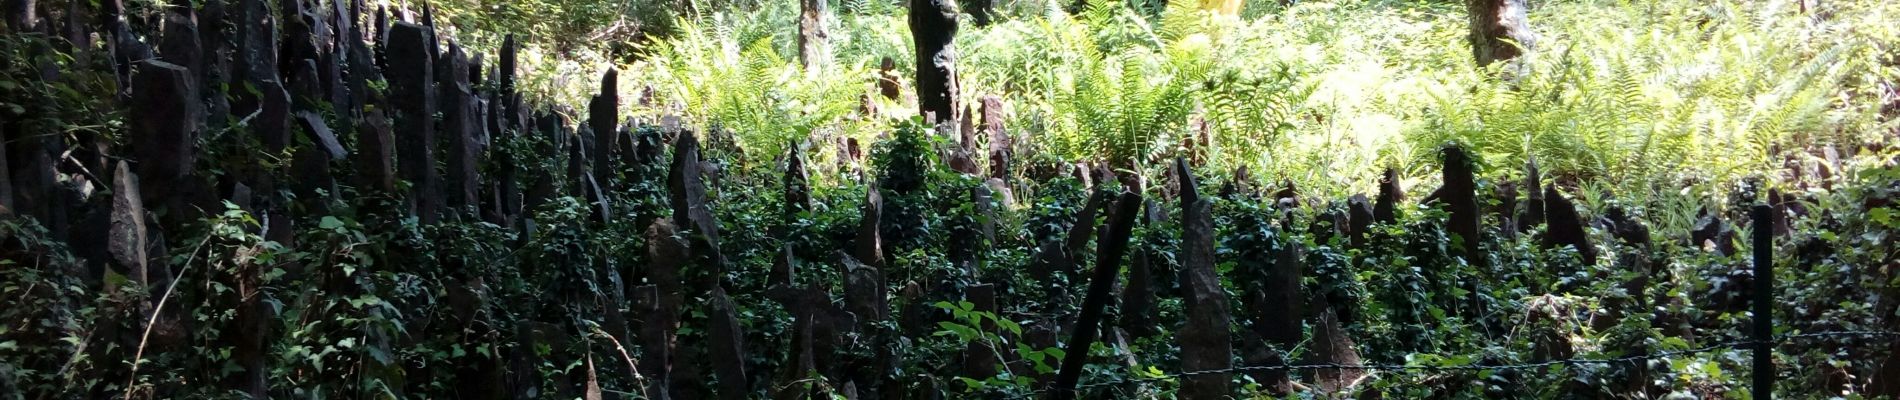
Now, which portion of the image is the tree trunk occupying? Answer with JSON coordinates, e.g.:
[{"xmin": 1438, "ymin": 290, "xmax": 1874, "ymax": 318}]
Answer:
[{"xmin": 1466, "ymin": 0, "xmax": 1533, "ymax": 67}]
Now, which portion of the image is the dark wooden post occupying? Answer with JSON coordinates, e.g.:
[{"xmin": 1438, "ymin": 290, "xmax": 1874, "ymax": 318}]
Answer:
[
  {"xmin": 1051, "ymin": 191, "xmax": 1142, "ymax": 400},
  {"xmin": 1750, "ymin": 204, "xmax": 1774, "ymax": 400}
]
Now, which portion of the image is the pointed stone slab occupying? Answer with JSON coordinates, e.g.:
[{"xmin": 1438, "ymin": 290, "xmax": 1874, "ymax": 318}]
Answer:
[
  {"xmin": 439, "ymin": 42, "xmax": 481, "ymax": 212},
  {"xmin": 128, "ymin": 59, "xmax": 201, "ymax": 203},
  {"xmin": 291, "ymin": 111, "xmax": 341, "ymax": 209},
  {"xmin": 784, "ymin": 143, "xmax": 812, "ymax": 220},
  {"xmin": 1691, "ymin": 209, "xmax": 1737, "ymax": 256},
  {"xmin": 386, "ymin": 21, "xmax": 439, "ymax": 223},
  {"xmin": 855, "ymin": 183, "xmax": 885, "ymax": 269},
  {"xmin": 877, "ymin": 57, "xmax": 900, "ymax": 100},
  {"xmin": 1118, "ymin": 200, "xmax": 1160, "ymax": 338},
  {"xmin": 569, "ymin": 129, "xmax": 590, "ymax": 198},
  {"xmin": 1311, "ymin": 309, "xmax": 1364, "ymax": 393},
  {"xmin": 769, "ymin": 286, "xmax": 821, "ymax": 400},
  {"xmin": 841, "ymin": 251, "xmax": 888, "ymax": 326},
  {"xmin": 1063, "ymin": 189, "xmax": 1109, "ymax": 280},
  {"xmin": 632, "ymin": 285, "xmax": 675, "ymax": 400},
  {"xmin": 962, "ymin": 283, "xmax": 999, "ymax": 380},
  {"xmin": 1347, "ymin": 194, "xmax": 1373, "ymax": 249},
  {"xmin": 294, "ymin": 111, "xmax": 346, "ymax": 160},
  {"xmin": 1175, "ymin": 158, "xmax": 1231, "ymax": 399},
  {"xmin": 356, "ymin": 107, "xmax": 398, "ymax": 195},
  {"xmin": 770, "ymin": 244, "xmax": 796, "ymax": 288},
  {"xmin": 982, "ymin": 96, "xmax": 1009, "ymax": 181},
  {"xmin": 1442, "ymin": 145, "xmax": 1481, "ymax": 264},
  {"xmin": 1374, "ymin": 167, "xmax": 1401, "ymax": 223},
  {"xmin": 157, "ymin": 8, "xmax": 202, "ymax": 82},
  {"xmin": 0, "ymin": 125, "xmax": 13, "ymax": 215},
  {"xmin": 668, "ymin": 128, "xmax": 725, "ymax": 250},
  {"xmin": 1602, "ymin": 206, "xmax": 1651, "ymax": 250},
  {"xmin": 109, "ymin": 161, "xmax": 151, "ymax": 283},
  {"xmin": 589, "ymin": 68, "xmax": 619, "ymax": 187},
  {"xmin": 1542, "ymin": 186, "xmax": 1597, "ymax": 266},
  {"xmin": 1492, "ymin": 180, "xmax": 1518, "ymax": 238},
  {"xmin": 707, "ymin": 286, "xmax": 750, "ymax": 400},
  {"xmin": 1520, "ymin": 158, "xmax": 1544, "ymax": 232}
]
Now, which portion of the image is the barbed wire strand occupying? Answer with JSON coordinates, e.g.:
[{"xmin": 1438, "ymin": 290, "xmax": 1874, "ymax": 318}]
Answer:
[{"xmin": 1038, "ymin": 330, "xmax": 1900, "ymax": 393}]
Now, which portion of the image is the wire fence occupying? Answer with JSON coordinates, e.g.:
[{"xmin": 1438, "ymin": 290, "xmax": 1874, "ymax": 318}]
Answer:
[{"xmin": 1054, "ymin": 330, "xmax": 1900, "ymax": 392}]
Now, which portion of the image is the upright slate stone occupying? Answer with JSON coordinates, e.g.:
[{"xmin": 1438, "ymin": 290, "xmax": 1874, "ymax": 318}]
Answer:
[
  {"xmin": 491, "ymin": 37, "xmax": 522, "ymax": 224},
  {"xmin": 1543, "ymin": 186, "xmax": 1597, "ymax": 266},
  {"xmin": 568, "ymin": 130, "xmax": 590, "ymax": 197},
  {"xmin": 1374, "ymin": 167, "xmax": 1401, "ymax": 223},
  {"xmin": 707, "ymin": 287, "xmax": 749, "ymax": 400},
  {"xmin": 855, "ymin": 183, "xmax": 886, "ymax": 269},
  {"xmin": 1311, "ymin": 309, "xmax": 1363, "ymax": 392},
  {"xmin": 589, "ymin": 68, "xmax": 618, "ymax": 187},
  {"xmin": 962, "ymin": 283, "xmax": 999, "ymax": 380},
  {"xmin": 1175, "ymin": 158, "xmax": 1231, "ymax": 399},
  {"xmin": 498, "ymin": 35, "xmax": 518, "ymax": 127},
  {"xmin": 386, "ymin": 22, "xmax": 439, "ymax": 223},
  {"xmin": 440, "ymin": 43, "xmax": 480, "ymax": 212},
  {"xmin": 643, "ymin": 218, "xmax": 690, "ymax": 399},
  {"xmin": 233, "ymin": 0, "xmax": 288, "ymax": 153},
  {"xmin": 345, "ymin": 7, "xmax": 377, "ymax": 119},
  {"xmin": 1119, "ymin": 200, "xmax": 1162, "ymax": 337},
  {"xmin": 1492, "ymin": 180, "xmax": 1518, "ymax": 238},
  {"xmin": 1263, "ymin": 238, "xmax": 1304, "ymax": 346},
  {"xmin": 1602, "ymin": 206, "xmax": 1651, "ymax": 250},
  {"xmin": 908, "ymin": 0, "xmax": 959, "ymax": 122},
  {"xmin": 0, "ymin": 125, "xmax": 12, "ymax": 215},
  {"xmin": 840, "ymin": 251, "xmax": 888, "ymax": 375},
  {"xmin": 157, "ymin": 8, "xmax": 202, "ymax": 81},
  {"xmin": 1063, "ymin": 189, "xmax": 1108, "ymax": 280},
  {"xmin": 1520, "ymin": 158, "xmax": 1544, "ymax": 231},
  {"xmin": 108, "ymin": 161, "xmax": 151, "ymax": 283},
  {"xmin": 784, "ymin": 144, "xmax": 812, "ymax": 219},
  {"xmin": 105, "ymin": 0, "xmax": 153, "ymax": 97},
  {"xmin": 973, "ymin": 184, "xmax": 996, "ymax": 242},
  {"xmin": 877, "ymin": 57, "xmax": 901, "ymax": 100},
  {"xmin": 292, "ymin": 110, "xmax": 343, "ymax": 205},
  {"xmin": 1347, "ymin": 194, "xmax": 1373, "ymax": 249},
  {"xmin": 982, "ymin": 96, "xmax": 1009, "ymax": 181},
  {"xmin": 1768, "ymin": 189, "xmax": 1791, "ymax": 237},
  {"xmin": 327, "ymin": 0, "xmax": 353, "ymax": 109},
  {"xmin": 128, "ymin": 60, "xmax": 201, "ymax": 204},
  {"xmin": 287, "ymin": 58, "xmax": 324, "ymax": 111},
  {"xmin": 842, "ymin": 250, "xmax": 888, "ymax": 318},
  {"xmin": 769, "ymin": 285, "xmax": 821, "ymax": 400},
  {"xmin": 770, "ymin": 244, "xmax": 796, "ymax": 288},
  {"xmin": 1443, "ymin": 145, "xmax": 1481, "ymax": 264},
  {"xmin": 667, "ymin": 130, "xmax": 725, "ymax": 273},
  {"xmin": 356, "ymin": 107, "xmax": 398, "ymax": 195}
]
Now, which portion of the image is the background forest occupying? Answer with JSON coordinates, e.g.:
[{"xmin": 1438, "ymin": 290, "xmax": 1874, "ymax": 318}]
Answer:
[{"xmin": 4, "ymin": 0, "xmax": 1900, "ymax": 398}]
